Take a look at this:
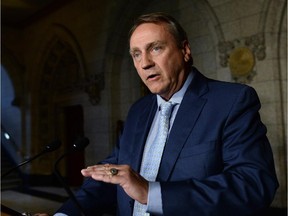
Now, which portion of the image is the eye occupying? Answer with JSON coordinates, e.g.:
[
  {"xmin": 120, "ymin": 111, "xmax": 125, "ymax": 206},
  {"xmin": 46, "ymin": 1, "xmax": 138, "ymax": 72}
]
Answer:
[
  {"xmin": 153, "ymin": 46, "xmax": 161, "ymax": 51},
  {"xmin": 132, "ymin": 52, "xmax": 141, "ymax": 61},
  {"xmin": 151, "ymin": 45, "xmax": 163, "ymax": 54}
]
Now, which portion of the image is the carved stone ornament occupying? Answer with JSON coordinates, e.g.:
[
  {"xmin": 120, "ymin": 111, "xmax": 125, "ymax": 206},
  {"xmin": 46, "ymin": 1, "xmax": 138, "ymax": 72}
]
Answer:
[
  {"xmin": 84, "ymin": 72, "xmax": 105, "ymax": 105},
  {"xmin": 41, "ymin": 40, "xmax": 104, "ymax": 105},
  {"xmin": 228, "ymin": 47, "xmax": 256, "ymax": 83},
  {"xmin": 218, "ymin": 33, "xmax": 265, "ymax": 83}
]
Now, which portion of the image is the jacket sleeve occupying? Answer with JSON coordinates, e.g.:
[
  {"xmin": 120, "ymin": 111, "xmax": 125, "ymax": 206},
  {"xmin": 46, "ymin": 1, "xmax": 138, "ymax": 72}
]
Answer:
[{"xmin": 160, "ymin": 86, "xmax": 278, "ymax": 216}]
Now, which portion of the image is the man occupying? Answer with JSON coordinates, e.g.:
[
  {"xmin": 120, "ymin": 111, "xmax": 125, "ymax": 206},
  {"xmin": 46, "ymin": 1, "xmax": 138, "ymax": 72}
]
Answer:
[{"xmin": 52, "ymin": 12, "xmax": 278, "ymax": 216}]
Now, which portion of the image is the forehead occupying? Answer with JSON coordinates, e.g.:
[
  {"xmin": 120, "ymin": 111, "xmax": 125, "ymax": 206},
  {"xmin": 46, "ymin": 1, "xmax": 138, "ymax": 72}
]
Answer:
[{"xmin": 129, "ymin": 23, "xmax": 174, "ymax": 48}]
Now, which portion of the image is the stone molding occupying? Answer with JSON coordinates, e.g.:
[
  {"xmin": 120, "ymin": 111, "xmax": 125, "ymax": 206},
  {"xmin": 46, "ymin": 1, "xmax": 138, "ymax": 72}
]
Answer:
[{"xmin": 218, "ymin": 33, "xmax": 265, "ymax": 83}]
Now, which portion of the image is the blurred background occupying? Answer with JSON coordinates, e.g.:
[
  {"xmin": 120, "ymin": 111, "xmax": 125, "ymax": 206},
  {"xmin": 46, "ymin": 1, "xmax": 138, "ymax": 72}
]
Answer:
[{"xmin": 1, "ymin": 0, "xmax": 287, "ymax": 215}]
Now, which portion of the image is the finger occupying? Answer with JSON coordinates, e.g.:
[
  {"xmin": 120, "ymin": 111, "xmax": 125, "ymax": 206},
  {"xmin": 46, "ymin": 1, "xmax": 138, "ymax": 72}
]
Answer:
[
  {"xmin": 90, "ymin": 165, "xmax": 121, "ymax": 183},
  {"xmin": 82, "ymin": 164, "xmax": 130, "ymax": 184},
  {"xmin": 81, "ymin": 164, "xmax": 110, "ymax": 177},
  {"xmin": 81, "ymin": 166, "xmax": 95, "ymax": 176}
]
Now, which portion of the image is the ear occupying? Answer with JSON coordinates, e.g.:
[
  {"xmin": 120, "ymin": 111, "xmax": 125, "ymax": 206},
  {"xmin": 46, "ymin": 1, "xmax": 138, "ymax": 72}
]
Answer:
[{"xmin": 182, "ymin": 40, "xmax": 192, "ymax": 63}]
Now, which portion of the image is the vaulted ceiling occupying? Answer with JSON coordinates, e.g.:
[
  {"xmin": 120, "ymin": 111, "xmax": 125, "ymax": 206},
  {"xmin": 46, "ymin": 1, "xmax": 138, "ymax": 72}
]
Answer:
[{"xmin": 1, "ymin": 0, "xmax": 71, "ymax": 26}]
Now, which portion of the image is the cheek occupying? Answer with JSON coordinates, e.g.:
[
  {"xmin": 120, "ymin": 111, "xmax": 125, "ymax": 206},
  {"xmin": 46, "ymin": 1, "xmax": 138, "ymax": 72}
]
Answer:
[
  {"xmin": 133, "ymin": 62, "xmax": 141, "ymax": 75},
  {"xmin": 159, "ymin": 52, "xmax": 183, "ymax": 70},
  {"xmin": 136, "ymin": 69, "xmax": 146, "ymax": 82},
  {"xmin": 159, "ymin": 60, "xmax": 180, "ymax": 78}
]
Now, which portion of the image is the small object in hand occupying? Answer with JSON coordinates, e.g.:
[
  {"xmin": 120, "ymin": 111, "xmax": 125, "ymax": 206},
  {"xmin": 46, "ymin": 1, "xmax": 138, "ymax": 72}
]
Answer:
[{"xmin": 110, "ymin": 168, "xmax": 118, "ymax": 176}]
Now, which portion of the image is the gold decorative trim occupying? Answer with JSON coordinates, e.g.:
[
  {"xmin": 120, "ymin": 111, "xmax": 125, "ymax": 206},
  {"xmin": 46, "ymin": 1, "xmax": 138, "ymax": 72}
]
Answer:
[
  {"xmin": 218, "ymin": 33, "xmax": 265, "ymax": 83},
  {"xmin": 228, "ymin": 47, "xmax": 255, "ymax": 78}
]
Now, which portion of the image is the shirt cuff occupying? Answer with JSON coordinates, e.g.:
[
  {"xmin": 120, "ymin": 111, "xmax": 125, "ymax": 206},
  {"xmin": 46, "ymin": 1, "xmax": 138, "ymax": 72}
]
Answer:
[
  {"xmin": 147, "ymin": 182, "xmax": 163, "ymax": 214},
  {"xmin": 54, "ymin": 213, "xmax": 68, "ymax": 216}
]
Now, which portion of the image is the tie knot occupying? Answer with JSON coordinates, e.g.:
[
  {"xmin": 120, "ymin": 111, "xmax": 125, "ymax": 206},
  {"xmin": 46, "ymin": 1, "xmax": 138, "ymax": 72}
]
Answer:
[{"xmin": 160, "ymin": 101, "xmax": 174, "ymax": 117}]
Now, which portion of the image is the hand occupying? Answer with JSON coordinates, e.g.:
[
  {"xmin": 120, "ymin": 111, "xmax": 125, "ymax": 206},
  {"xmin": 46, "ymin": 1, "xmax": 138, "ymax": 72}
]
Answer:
[{"xmin": 81, "ymin": 164, "xmax": 148, "ymax": 204}]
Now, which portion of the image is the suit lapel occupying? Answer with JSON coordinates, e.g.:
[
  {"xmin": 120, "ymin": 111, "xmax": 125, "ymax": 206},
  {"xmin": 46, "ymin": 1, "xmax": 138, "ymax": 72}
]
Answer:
[
  {"xmin": 130, "ymin": 96, "xmax": 158, "ymax": 172},
  {"xmin": 158, "ymin": 70, "xmax": 209, "ymax": 181}
]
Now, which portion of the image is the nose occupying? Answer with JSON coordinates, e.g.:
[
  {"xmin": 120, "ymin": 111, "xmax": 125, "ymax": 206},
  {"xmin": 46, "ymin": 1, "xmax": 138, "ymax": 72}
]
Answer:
[{"xmin": 141, "ymin": 53, "xmax": 154, "ymax": 69}]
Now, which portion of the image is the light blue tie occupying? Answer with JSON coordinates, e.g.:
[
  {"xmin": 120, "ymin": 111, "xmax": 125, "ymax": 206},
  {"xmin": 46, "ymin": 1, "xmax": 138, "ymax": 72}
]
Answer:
[{"xmin": 133, "ymin": 101, "xmax": 174, "ymax": 216}]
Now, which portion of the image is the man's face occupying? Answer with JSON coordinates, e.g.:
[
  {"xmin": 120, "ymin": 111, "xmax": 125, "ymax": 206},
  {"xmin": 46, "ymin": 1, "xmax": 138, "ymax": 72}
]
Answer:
[{"xmin": 129, "ymin": 23, "xmax": 191, "ymax": 100}]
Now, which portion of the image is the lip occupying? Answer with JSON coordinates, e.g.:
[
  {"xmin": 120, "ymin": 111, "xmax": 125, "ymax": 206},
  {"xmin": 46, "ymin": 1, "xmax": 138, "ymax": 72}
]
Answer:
[{"xmin": 146, "ymin": 73, "xmax": 160, "ymax": 81}]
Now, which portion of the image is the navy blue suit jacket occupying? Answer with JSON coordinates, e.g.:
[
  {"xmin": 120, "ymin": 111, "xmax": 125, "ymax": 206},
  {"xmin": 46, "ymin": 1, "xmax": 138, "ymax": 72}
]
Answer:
[{"xmin": 57, "ymin": 68, "xmax": 278, "ymax": 216}]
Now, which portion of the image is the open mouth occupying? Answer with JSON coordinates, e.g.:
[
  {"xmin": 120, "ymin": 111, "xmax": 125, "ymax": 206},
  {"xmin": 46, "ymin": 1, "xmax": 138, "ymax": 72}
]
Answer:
[{"xmin": 147, "ymin": 74, "xmax": 159, "ymax": 80}]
